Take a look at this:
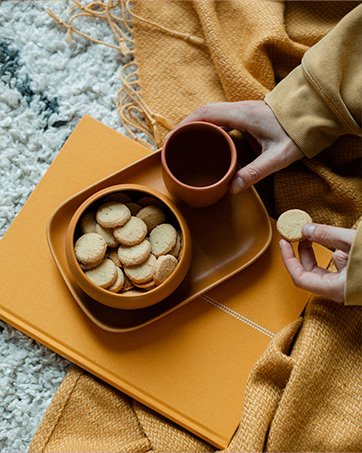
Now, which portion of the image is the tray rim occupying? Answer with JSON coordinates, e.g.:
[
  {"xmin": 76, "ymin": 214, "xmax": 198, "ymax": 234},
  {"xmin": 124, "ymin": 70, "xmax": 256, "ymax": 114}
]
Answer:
[{"xmin": 47, "ymin": 149, "xmax": 273, "ymax": 333}]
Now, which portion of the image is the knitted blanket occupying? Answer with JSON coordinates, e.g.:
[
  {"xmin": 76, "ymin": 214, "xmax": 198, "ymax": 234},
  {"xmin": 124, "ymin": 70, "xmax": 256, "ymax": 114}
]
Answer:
[{"xmin": 30, "ymin": 2, "xmax": 362, "ymax": 451}]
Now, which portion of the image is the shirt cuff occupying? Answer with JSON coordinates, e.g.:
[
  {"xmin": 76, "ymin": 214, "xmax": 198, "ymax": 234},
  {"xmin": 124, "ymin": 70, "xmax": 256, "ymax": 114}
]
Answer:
[{"xmin": 264, "ymin": 66, "xmax": 349, "ymax": 159}]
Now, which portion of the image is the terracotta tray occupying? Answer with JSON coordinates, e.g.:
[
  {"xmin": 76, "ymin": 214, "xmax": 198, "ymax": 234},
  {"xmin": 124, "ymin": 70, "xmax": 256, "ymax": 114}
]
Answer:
[{"xmin": 47, "ymin": 150, "xmax": 272, "ymax": 332}]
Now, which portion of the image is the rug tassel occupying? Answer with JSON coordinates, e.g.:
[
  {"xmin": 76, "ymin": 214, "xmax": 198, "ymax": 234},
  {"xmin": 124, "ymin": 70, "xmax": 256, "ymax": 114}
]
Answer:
[{"xmin": 48, "ymin": 0, "xmax": 192, "ymax": 148}]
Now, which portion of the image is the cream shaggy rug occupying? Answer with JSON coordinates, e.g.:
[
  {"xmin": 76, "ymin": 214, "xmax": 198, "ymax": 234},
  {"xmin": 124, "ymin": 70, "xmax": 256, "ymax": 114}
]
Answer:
[{"xmin": 0, "ymin": 1, "xmax": 140, "ymax": 450}]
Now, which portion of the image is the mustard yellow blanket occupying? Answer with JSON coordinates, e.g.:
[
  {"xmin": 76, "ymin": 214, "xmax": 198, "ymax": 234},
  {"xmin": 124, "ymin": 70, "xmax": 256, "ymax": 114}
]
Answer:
[{"xmin": 31, "ymin": 2, "xmax": 361, "ymax": 451}]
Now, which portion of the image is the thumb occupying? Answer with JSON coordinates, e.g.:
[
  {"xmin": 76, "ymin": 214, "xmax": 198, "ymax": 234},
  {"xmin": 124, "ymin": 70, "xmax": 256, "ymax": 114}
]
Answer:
[
  {"xmin": 230, "ymin": 151, "xmax": 280, "ymax": 193},
  {"xmin": 302, "ymin": 224, "xmax": 355, "ymax": 252}
]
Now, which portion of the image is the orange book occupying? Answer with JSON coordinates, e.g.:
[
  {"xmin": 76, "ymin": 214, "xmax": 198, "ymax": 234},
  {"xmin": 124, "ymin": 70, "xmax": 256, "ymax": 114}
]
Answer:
[{"xmin": 0, "ymin": 116, "xmax": 331, "ymax": 448}]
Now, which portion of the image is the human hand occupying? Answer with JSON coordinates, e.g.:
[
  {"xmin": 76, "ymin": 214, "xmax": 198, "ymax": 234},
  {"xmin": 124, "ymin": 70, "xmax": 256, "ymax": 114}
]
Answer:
[
  {"xmin": 279, "ymin": 223, "xmax": 356, "ymax": 303},
  {"xmin": 179, "ymin": 100, "xmax": 305, "ymax": 193}
]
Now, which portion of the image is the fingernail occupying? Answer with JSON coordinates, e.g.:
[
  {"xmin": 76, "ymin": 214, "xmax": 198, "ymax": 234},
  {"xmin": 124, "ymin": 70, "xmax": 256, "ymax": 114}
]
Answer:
[
  {"xmin": 230, "ymin": 175, "xmax": 247, "ymax": 194},
  {"xmin": 302, "ymin": 223, "xmax": 315, "ymax": 238}
]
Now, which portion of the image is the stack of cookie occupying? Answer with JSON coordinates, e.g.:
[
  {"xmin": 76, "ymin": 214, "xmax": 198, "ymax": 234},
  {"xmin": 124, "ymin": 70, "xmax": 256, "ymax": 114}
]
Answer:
[{"xmin": 74, "ymin": 192, "xmax": 182, "ymax": 294}]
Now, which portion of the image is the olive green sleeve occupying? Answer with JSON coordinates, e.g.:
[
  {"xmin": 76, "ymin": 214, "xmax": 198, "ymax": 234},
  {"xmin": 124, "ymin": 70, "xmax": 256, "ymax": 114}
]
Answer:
[{"xmin": 264, "ymin": 5, "xmax": 362, "ymax": 158}]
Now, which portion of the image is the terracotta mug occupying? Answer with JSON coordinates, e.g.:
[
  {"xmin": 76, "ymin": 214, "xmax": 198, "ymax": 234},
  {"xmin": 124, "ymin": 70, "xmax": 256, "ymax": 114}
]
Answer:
[{"xmin": 161, "ymin": 121, "xmax": 237, "ymax": 208}]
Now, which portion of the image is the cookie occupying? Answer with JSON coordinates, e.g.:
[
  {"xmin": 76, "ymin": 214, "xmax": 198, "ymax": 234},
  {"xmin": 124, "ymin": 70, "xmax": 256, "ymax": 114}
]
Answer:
[
  {"xmin": 122, "ymin": 274, "xmax": 134, "ymax": 291},
  {"xmin": 122, "ymin": 289, "xmax": 143, "ymax": 296},
  {"xmin": 136, "ymin": 205, "xmax": 166, "ymax": 233},
  {"xmin": 124, "ymin": 254, "xmax": 157, "ymax": 284},
  {"xmin": 79, "ymin": 211, "xmax": 97, "ymax": 234},
  {"xmin": 85, "ymin": 258, "xmax": 117, "ymax": 288},
  {"xmin": 96, "ymin": 202, "xmax": 131, "ymax": 228},
  {"xmin": 75, "ymin": 233, "xmax": 107, "ymax": 266},
  {"xmin": 79, "ymin": 255, "xmax": 104, "ymax": 271},
  {"xmin": 108, "ymin": 266, "xmax": 125, "ymax": 293},
  {"xmin": 95, "ymin": 223, "xmax": 119, "ymax": 248},
  {"xmin": 107, "ymin": 249, "xmax": 122, "ymax": 267},
  {"xmin": 153, "ymin": 254, "xmax": 178, "ymax": 286},
  {"xmin": 133, "ymin": 280, "xmax": 156, "ymax": 290},
  {"xmin": 126, "ymin": 202, "xmax": 142, "ymax": 216},
  {"xmin": 170, "ymin": 231, "xmax": 182, "ymax": 259},
  {"xmin": 149, "ymin": 223, "xmax": 177, "ymax": 257},
  {"xmin": 104, "ymin": 192, "xmax": 132, "ymax": 204},
  {"xmin": 137, "ymin": 196, "xmax": 162, "ymax": 207},
  {"xmin": 117, "ymin": 239, "xmax": 151, "ymax": 266},
  {"xmin": 277, "ymin": 209, "xmax": 313, "ymax": 242},
  {"xmin": 113, "ymin": 216, "xmax": 147, "ymax": 246}
]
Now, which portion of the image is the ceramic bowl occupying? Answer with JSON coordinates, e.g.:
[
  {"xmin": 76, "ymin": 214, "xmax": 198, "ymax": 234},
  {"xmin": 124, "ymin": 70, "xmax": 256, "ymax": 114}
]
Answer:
[{"xmin": 65, "ymin": 184, "xmax": 192, "ymax": 310}]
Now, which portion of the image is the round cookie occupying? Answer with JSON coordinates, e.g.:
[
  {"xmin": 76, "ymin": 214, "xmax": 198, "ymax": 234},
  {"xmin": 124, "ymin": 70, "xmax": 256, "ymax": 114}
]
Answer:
[
  {"xmin": 136, "ymin": 205, "xmax": 166, "ymax": 233},
  {"xmin": 113, "ymin": 216, "xmax": 147, "ymax": 246},
  {"xmin": 104, "ymin": 192, "xmax": 132, "ymax": 204},
  {"xmin": 79, "ymin": 211, "xmax": 97, "ymax": 234},
  {"xmin": 137, "ymin": 196, "xmax": 163, "ymax": 207},
  {"xmin": 149, "ymin": 223, "xmax": 177, "ymax": 257},
  {"xmin": 170, "ymin": 231, "xmax": 182, "ymax": 259},
  {"xmin": 122, "ymin": 289, "xmax": 143, "ymax": 297},
  {"xmin": 80, "ymin": 255, "xmax": 104, "ymax": 271},
  {"xmin": 126, "ymin": 202, "xmax": 142, "ymax": 216},
  {"xmin": 122, "ymin": 274, "xmax": 134, "ymax": 291},
  {"xmin": 124, "ymin": 254, "xmax": 157, "ymax": 284},
  {"xmin": 134, "ymin": 280, "xmax": 156, "ymax": 290},
  {"xmin": 108, "ymin": 266, "xmax": 125, "ymax": 293},
  {"xmin": 117, "ymin": 239, "xmax": 151, "ymax": 266},
  {"xmin": 153, "ymin": 254, "xmax": 178, "ymax": 286},
  {"xmin": 95, "ymin": 223, "xmax": 119, "ymax": 248},
  {"xmin": 85, "ymin": 258, "xmax": 117, "ymax": 288},
  {"xmin": 277, "ymin": 209, "xmax": 313, "ymax": 242},
  {"xmin": 75, "ymin": 233, "xmax": 107, "ymax": 266},
  {"xmin": 108, "ymin": 249, "xmax": 122, "ymax": 267},
  {"xmin": 96, "ymin": 202, "xmax": 131, "ymax": 228}
]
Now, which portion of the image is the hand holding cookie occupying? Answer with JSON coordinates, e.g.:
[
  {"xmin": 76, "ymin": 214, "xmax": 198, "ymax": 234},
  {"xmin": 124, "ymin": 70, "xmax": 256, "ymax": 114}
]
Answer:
[{"xmin": 279, "ymin": 221, "xmax": 356, "ymax": 303}]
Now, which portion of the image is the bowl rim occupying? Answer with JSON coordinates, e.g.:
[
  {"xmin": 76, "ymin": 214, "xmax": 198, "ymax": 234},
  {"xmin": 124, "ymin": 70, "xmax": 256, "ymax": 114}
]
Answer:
[{"xmin": 66, "ymin": 183, "xmax": 191, "ymax": 302}]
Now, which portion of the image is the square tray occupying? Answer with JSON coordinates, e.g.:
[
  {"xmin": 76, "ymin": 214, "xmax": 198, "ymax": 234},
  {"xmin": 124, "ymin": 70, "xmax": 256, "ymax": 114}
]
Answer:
[{"xmin": 48, "ymin": 150, "xmax": 272, "ymax": 332}]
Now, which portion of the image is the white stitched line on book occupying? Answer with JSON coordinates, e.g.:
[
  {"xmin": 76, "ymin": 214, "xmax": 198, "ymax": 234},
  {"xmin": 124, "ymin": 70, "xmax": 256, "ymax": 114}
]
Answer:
[{"xmin": 201, "ymin": 294, "xmax": 275, "ymax": 338}]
